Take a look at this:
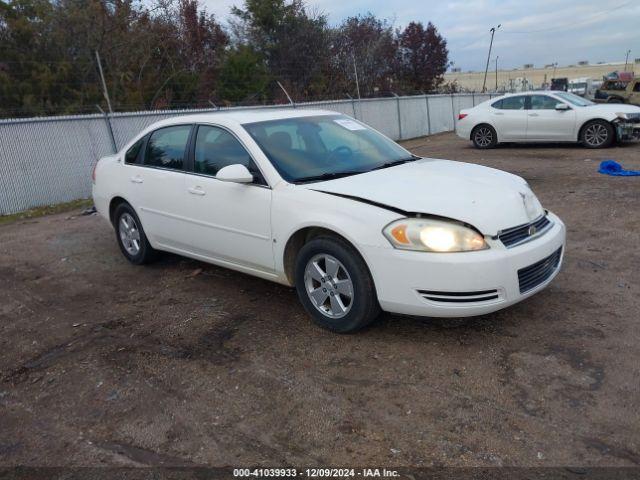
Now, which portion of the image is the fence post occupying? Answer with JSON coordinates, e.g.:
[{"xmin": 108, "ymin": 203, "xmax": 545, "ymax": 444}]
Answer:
[
  {"xmin": 346, "ymin": 93, "xmax": 357, "ymax": 119},
  {"xmin": 97, "ymin": 105, "xmax": 117, "ymax": 153},
  {"xmin": 392, "ymin": 93, "xmax": 402, "ymax": 140},
  {"xmin": 425, "ymin": 95, "xmax": 431, "ymax": 136},
  {"xmin": 450, "ymin": 94, "xmax": 456, "ymax": 129}
]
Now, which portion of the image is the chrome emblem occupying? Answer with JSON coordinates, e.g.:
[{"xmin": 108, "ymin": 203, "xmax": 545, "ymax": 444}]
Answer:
[{"xmin": 528, "ymin": 225, "xmax": 537, "ymax": 236}]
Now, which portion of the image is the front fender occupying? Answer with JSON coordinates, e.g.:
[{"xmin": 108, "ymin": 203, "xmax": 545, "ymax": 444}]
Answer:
[{"xmin": 271, "ymin": 185, "xmax": 401, "ymax": 281}]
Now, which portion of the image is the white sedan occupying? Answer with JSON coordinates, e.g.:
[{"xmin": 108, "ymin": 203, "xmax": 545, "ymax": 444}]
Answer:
[
  {"xmin": 92, "ymin": 110, "xmax": 565, "ymax": 332},
  {"xmin": 457, "ymin": 91, "xmax": 640, "ymax": 149}
]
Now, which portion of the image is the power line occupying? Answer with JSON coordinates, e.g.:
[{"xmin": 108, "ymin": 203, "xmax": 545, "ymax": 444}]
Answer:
[{"xmin": 501, "ymin": 1, "xmax": 634, "ymax": 34}]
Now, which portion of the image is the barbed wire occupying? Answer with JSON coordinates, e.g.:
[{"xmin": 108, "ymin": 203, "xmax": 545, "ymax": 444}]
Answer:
[{"xmin": 0, "ymin": 87, "xmax": 486, "ymax": 119}]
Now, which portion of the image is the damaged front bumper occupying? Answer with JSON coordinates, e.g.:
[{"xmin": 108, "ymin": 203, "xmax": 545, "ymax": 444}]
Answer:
[
  {"xmin": 616, "ymin": 123, "xmax": 640, "ymax": 141},
  {"xmin": 614, "ymin": 117, "xmax": 640, "ymax": 141}
]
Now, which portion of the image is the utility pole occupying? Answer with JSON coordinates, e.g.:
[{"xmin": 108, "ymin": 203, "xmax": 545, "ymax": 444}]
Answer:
[
  {"xmin": 95, "ymin": 50, "xmax": 113, "ymax": 114},
  {"xmin": 352, "ymin": 51, "xmax": 362, "ymax": 119},
  {"xmin": 625, "ymin": 50, "xmax": 631, "ymax": 71},
  {"xmin": 495, "ymin": 56, "xmax": 499, "ymax": 91},
  {"xmin": 482, "ymin": 24, "xmax": 500, "ymax": 93},
  {"xmin": 352, "ymin": 52, "xmax": 361, "ymax": 100},
  {"xmin": 552, "ymin": 62, "xmax": 558, "ymax": 79}
]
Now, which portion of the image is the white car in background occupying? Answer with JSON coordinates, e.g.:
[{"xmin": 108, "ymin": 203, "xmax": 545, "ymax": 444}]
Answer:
[
  {"xmin": 93, "ymin": 110, "xmax": 565, "ymax": 333},
  {"xmin": 457, "ymin": 91, "xmax": 640, "ymax": 149}
]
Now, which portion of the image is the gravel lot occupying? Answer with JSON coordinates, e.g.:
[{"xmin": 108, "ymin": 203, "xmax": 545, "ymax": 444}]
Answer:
[{"xmin": 1, "ymin": 133, "xmax": 639, "ymax": 468}]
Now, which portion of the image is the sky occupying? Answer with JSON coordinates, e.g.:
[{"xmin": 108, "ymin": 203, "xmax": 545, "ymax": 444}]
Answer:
[{"xmin": 202, "ymin": 0, "xmax": 640, "ymax": 72}]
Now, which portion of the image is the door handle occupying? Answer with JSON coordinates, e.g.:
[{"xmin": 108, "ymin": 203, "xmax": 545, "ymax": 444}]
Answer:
[
  {"xmin": 528, "ymin": 113, "xmax": 539, "ymax": 117},
  {"xmin": 188, "ymin": 186, "xmax": 206, "ymax": 196},
  {"xmin": 130, "ymin": 176, "xmax": 143, "ymax": 184},
  {"xmin": 493, "ymin": 112, "xmax": 504, "ymax": 116}
]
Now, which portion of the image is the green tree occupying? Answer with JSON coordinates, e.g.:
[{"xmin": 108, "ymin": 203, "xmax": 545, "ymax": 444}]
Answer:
[
  {"xmin": 230, "ymin": 0, "xmax": 330, "ymax": 100},
  {"xmin": 0, "ymin": 0, "xmax": 451, "ymax": 117},
  {"xmin": 0, "ymin": 0, "xmax": 228, "ymax": 116},
  {"xmin": 218, "ymin": 46, "xmax": 270, "ymax": 104}
]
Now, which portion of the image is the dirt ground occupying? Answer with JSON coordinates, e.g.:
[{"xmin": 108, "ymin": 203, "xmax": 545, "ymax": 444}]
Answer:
[{"xmin": 1, "ymin": 133, "xmax": 639, "ymax": 468}]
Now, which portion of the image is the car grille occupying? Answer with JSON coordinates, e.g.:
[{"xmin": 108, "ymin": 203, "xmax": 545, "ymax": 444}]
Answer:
[
  {"xmin": 498, "ymin": 215, "xmax": 552, "ymax": 248},
  {"xmin": 418, "ymin": 289, "xmax": 500, "ymax": 303},
  {"xmin": 518, "ymin": 247, "xmax": 562, "ymax": 294}
]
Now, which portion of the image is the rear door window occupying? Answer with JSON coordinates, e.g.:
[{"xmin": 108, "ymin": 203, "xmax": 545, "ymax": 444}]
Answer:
[
  {"xmin": 144, "ymin": 125, "xmax": 191, "ymax": 170},
  {"xmin": 493, "ymin": 96, "xmax": 526, "ymax": 110}
]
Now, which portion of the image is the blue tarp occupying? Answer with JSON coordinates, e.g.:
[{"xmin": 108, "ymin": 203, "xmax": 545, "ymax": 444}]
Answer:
[{"xmin": 598, "ymin": 160, "xmax": 640, "ymax": 177}]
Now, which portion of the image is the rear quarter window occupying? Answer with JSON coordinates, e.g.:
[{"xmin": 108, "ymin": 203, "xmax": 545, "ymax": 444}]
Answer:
[{"xmin": 125, "ymin": 137, "xmax": 145, "ymax": 164}]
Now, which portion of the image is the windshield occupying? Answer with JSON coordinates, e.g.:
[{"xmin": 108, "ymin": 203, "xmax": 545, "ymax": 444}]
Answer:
[
  {"xmin": 243, "ymin": 115, "xmax": 415, "ymax": 183},
  {"xmin": 554, "ymin": 91, "xmax": 594, "ymax": 107}
]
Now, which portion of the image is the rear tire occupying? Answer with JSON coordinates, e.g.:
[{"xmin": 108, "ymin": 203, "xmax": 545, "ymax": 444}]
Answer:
[
  {"xmin": 113, "ymin": 203, "xmax": 157, "ymax": 265},
  {"xmin": 471, "ymin": 124, "xmax": 498, "ymax": 149},
  {"xmin": 294, "ymin": 236, "xmax": 380, "ymax": 333},
  {"xmin": 580, "ymin": 120, "xmax": 614, "ymax": 149}
]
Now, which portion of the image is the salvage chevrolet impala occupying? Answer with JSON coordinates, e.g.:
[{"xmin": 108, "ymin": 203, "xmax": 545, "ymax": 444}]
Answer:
[{"xmin": 92, "ymin": 110, "xmax": 566, "ymax": 332}]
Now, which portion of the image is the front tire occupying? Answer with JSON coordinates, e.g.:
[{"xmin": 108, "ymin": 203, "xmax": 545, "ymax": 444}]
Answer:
[
  {"xmin": 113, "ymin": 203, "xmax": 157, "ymax": 265},
  {"xmin": 471, "ymin": 124, "xmax": 498, "ymax": 149},
  {"xmin": 581, "ymin": 120, "xmax": 614, "ymax": 149},
  {"xmin": 294, "ymin": 236, "xmax": 380, "ymax": 333}
]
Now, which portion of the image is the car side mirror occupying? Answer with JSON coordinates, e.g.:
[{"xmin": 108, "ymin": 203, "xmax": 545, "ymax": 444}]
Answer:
[
  {"xmin": 216, "ymin": 164, "xmax": 254, "ymax": 184},
  {"xmin": 555, "ymin": 103, "xmax": 570, "ymax": 111}
]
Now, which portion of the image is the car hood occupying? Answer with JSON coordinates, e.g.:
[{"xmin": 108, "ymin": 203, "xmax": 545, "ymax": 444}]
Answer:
[
  {"xmin": 305, "ymin": 159, "xmax": 544, "ymax": 235},
  {"xmin": 587, "ymin": 104, "xmax": 640, "ymax": 115}
]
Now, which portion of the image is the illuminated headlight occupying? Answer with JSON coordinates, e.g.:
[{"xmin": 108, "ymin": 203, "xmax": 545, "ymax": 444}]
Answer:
[{"xmin": 383, "ymin": 218, "xmax": 488, "ymax": 252}]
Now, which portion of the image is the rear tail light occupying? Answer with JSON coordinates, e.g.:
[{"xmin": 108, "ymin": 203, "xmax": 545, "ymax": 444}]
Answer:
[{"xmin": 458, "ymin": 113, "xmax": 468, "ymax": 120}]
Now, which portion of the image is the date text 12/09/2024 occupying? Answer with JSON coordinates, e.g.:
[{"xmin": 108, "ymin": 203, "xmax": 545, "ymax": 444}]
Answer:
[{"xmin": 233, "ymin": 468, "xmax": 400, "ymax": 478}]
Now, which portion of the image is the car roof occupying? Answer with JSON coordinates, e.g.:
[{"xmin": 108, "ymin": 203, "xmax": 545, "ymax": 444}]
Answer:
[
  {"xmin": 120, "ymin": 108, "xmax": 344, "ymax": 153},
  {"xmin": 496, "ymin": 91, "xmax": 559, "ymax": 97},
  {"xmin": 485, "ymin": 91, "xmax": 566, "ymax": 103},
  {"xmin": 151, "ymin": 108, "xmax": 339, "ymax": 127}
]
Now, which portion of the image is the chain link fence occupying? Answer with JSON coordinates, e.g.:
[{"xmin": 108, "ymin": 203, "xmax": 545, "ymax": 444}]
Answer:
[{"xmin": 0, "ymin": 93, "xmax": 495, "ymax": 215}]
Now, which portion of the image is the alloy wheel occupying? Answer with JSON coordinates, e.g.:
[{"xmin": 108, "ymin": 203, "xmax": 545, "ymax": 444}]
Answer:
[
  {"xmin": 584, "ymin": 124, "xmax": 609, "ymax": 147},
  {"xmin": 119, "ymin": 212, "xmax": 141, "ymax": 256},
  {"xmin": 304, "ymin": 254, "xmax": 354, "ymax": 319},
  {"xmin": 474, "ymin": 127, "xmax": 493, "ymax": 147}
]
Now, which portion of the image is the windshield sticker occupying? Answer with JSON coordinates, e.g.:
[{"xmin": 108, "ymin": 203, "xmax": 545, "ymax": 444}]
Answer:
[{"xmin": 334, "ymin": 119, "xmax": 367, "ymax": 131}]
